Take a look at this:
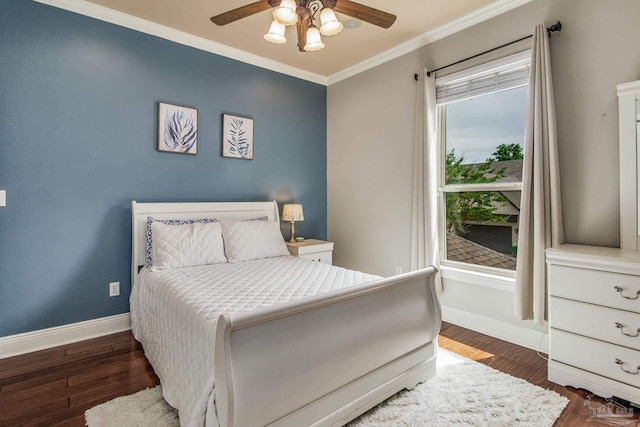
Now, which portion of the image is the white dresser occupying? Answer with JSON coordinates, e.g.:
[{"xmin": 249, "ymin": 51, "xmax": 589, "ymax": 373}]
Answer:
[
  {"xmin": 547, "ymin": 244, "xmax": 640, "ymax": 404},
  {"xmin": 618, "ymin": 80, "xmax": 640, "ymax": 251}
]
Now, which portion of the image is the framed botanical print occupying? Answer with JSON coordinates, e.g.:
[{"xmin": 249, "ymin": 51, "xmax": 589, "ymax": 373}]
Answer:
[
  {"xmin": 158, "ymin": 102, "xmax": 198, "ymax": 155},
  {"xmin": 222, "ymin": 114, "xmax": 253, "ymax": 160}
]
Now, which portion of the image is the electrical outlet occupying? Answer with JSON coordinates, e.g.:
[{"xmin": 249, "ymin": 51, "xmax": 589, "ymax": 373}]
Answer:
[
  {"xmin": 109, "ymin": 281, "xmax": 120, "ymax": 297},
  {"xmin": 395, "ymin": 266, "xmax": 403, "ymax": 274}
]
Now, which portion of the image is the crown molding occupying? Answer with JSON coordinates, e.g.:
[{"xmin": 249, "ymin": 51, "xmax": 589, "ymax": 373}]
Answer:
[
  {"xmin": 33, "ymin": 0, "xmax": 328, "ymax": 85},
  {"xmin": 327, "ymin": 0, "xmax": 534, "ymax": 85},
  {"xmin": 34, "ymin": 0, "xmax": 532, "ymax": 87}
]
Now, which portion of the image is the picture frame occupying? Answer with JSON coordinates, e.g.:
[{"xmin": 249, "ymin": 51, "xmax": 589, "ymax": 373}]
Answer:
[
  {"xmin": 222, "ymin": 114, "xmax": 254, "ymax": 160},
  {"xmin": 158, "ymin": 102, "xmax": 198, "ymax": 155}
]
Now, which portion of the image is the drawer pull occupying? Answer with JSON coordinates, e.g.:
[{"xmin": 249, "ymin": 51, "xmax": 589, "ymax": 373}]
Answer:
[
  {"xmin": 614, "ymin": 358, "xmax": 640, "ymax": 375},
  {"xmin": 613, "ymin": 286, "xmax": 640, "ymax": 300},
  {"xmin": 614, "ymin": 322, "xmax": 640, "ymax": 337}
]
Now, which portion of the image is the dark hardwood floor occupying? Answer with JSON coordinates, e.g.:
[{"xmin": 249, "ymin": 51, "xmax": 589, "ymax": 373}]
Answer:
[
  {"xmin": 0, "ymin": 322, "xmax": 637, "ymax": 426},
  {"xmin": 0, "ymin": 332, "xmax": 159, "ymax": 426}
]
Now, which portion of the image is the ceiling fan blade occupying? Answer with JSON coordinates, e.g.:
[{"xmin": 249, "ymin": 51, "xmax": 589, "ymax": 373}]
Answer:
[
  {"xmin": 333, "ymin": 0, "xmax": 396, "ymax": 29},
  {"xmin": 210, "ymin": 1, "xmax": 272, "ymax": 26}
]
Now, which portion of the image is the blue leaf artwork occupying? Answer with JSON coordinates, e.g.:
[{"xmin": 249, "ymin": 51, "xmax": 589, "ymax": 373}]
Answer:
[
  {"xmin": 222, "ymin": 114, "xmax": 254, "ymax": 159},
  {"xmin": 158, "ymin": 103, "xmax": 198, "ymax": 154}
]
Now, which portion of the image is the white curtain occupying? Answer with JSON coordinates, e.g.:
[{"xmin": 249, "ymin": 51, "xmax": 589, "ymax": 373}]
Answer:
[
  {"xmin": 515, "ymin": 24, "xmax": 565, "ymax": 324},
  {"xmin": 411, "ymin": 69, "xmax": 442, "ymax": 291}
]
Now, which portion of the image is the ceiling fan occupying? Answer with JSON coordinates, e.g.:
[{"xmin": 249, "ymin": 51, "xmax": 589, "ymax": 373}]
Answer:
[{"xmin": 210, "ymin": 0, "xmax": 396, "ymax": 52}]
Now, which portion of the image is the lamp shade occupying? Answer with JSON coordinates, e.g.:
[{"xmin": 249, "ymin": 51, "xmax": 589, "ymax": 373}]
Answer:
[
  {"xmin": 282, "ymin": 204, "xmax": 304, "ymax": 222},
  {"xmin": 273, "ymin": 0, "xmax": 298, "ymax": 26},
  {"xmin": 264, "ymin": 20, "xmax": 287, "ymax": 44},
  {"xmin": 319, "ymin": 7, "xmax": 343, "ymax": 36},
  {"xmin": 304, "ymin": 26, "xmax": 325, "ymax": 52}
]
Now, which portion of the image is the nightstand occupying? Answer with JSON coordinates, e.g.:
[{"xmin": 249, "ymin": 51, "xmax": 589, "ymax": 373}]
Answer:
[{"xmin": 286, "ymin": 239, "xmax": 334, "ymax": 265}]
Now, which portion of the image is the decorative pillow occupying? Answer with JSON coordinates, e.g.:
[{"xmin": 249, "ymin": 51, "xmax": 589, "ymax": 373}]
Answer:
[
  {"xmin": 221, "ymin": 220, "xmax": 290, "ymax": 263},
  {"xmin": 151, "ymin": 220, "xmax": 227, "ymax": 269},
  {"xmin": 145, "ymin": 217, "xmax": 218, "ymax": 268}
]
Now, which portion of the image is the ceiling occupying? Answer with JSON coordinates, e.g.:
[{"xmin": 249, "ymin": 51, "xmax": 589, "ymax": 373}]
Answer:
[{"xmin": 45, "ymin": 0, "xmax": 531, "ymax": 84}]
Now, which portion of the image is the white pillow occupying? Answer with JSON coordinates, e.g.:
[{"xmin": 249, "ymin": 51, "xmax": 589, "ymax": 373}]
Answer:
[
  {"xmin": 145, "ymin": 217, "xmax": 217, "ymax": 268},
  {"xmin": 151, "ymin": 221, "xmax": 227, "ymax": 269},
  {"xmin": 221, "ymin": 220, "xmax": 290, "ymax": 262}
]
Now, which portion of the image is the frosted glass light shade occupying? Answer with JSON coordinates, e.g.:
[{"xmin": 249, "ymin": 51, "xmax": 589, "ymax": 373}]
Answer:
[
  {"xmin": 273, "ymin": 0, "xmax": 298, "ymax": 26},
  {"xmin": 304, "ymin": 27, "xmax": 325, "ymax": 52},
  {"xmin": 264, "ymin": 20, "xmax": 287, "ymax": 44},
  {"xmin": 282, "ymin": 204, "xmax": 304, "ymax": 221},
  {"xmin": 319, "ymin": 8, "xmax": 343, "ymax": 36}
]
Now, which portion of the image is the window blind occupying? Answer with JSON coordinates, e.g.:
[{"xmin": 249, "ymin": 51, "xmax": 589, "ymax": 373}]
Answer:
[{"xmin": 435, "ymin": 50, "xmax": 531, "ymax": 105}]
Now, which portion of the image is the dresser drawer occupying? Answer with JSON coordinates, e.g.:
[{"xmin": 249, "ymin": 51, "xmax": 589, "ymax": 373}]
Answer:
[
  {"xmin": 298, "ymin": 251, "xmax": 332, "ymax": 265},
  {"xmin": 550, "ymin": 329, "xmax": 640, "ymax": 389},
  {"xmin": 550, "ymin": 297, "xmax": 640, "ymax": 350},
  {"xmin": 548, "ymin": 265, "xmax": 640, "ymax": 313}
]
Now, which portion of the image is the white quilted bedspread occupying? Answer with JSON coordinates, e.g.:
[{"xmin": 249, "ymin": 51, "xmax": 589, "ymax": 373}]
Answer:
[{"xmin": 130, "ymin": 255, "xmax": 379, "ymax": 427}]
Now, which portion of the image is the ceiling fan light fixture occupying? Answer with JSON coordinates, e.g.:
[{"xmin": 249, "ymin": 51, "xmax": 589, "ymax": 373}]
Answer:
[
  {"xmin": 264, "ymin": 20, "xmax": 287, "ymax": 44},
  {"xmin": 319, "ymin": 7, "xmax": 343, "ymax": 36},
  {"xmin": 211, "ymin": 1, "xmax": 396, "ymax": 53},
  {"xmin": 304, "ymin": 26, "xmax": 325, "ymax": 52},
  {"xmin": 272, "ymin": 0, "xmax": 298, "ymax": 26}
]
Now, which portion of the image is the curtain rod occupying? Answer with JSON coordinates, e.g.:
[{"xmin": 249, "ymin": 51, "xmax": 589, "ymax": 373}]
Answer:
[{"xmin": 414, "ymin": 21, "xmax": 562, "ymax": 81}]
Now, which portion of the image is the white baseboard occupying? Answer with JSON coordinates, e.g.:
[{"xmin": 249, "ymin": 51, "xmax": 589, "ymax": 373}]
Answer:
[
  {"xmin": 441, "ymin": 305, "xmax": 549, "ymax": 353},
  {"xmin": 0, "ymin": 313, "xmax": 131, "ymax": 359}
]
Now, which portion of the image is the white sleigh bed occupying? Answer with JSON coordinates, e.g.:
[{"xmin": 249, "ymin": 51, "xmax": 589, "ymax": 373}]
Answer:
[{"xmin": 130, "ymin": 200, "xmax": 441, "ymax": 427}]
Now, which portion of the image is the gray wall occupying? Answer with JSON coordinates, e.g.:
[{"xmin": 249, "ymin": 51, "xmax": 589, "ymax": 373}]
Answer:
[{"xmin": 328, "ymin": 0, "xmax": 640, "ymax": 328}]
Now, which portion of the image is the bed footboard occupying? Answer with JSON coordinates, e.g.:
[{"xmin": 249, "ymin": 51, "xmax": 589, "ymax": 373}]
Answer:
[{"xmin": 214, "ymin": 266, "xmax": 441, "ymax": 427}]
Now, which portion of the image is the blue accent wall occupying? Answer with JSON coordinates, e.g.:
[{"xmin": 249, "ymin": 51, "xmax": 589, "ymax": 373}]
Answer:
[{"xmin": 0, "ymin": 0, "xmax": 327, "ymax": 337}]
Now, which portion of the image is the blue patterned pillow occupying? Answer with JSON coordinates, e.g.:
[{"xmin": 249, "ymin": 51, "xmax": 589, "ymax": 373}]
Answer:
[{"xmin": 145, "ymin": 217, "xmax": 218, "ymax": 268}]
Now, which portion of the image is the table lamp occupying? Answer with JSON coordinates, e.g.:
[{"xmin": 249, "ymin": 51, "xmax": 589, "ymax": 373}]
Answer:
[{"xmin": 282, "ymin": 203, "xmax": 304, "ymax": 243}]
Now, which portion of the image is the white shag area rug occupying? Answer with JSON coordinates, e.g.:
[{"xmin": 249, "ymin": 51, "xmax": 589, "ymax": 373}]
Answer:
[{"xmin": 85, "ymin": 349, "xmax": 568, "ymax": 427}]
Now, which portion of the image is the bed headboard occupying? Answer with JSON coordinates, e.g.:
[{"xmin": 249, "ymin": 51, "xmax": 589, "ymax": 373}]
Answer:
[{"xmin": 131, "ymin": 200, "xmax": 280, "ymax": 287}]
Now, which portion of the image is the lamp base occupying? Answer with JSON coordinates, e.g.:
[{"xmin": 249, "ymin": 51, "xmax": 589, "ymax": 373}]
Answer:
[{"xmin": 288, "ymin": 221, "xmax": 296, "ymax": 243}]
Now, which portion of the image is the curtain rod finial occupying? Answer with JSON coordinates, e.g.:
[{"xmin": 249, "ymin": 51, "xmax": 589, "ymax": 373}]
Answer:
[{"xmin": 547, "ymin": 21, "xmax": 562, "ymax": 37}]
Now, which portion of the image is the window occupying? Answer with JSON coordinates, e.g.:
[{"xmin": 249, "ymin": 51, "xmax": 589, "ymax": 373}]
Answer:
[{"xmin": 436, "ymin": 51, "xmax": 529, "ymax": 273}]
